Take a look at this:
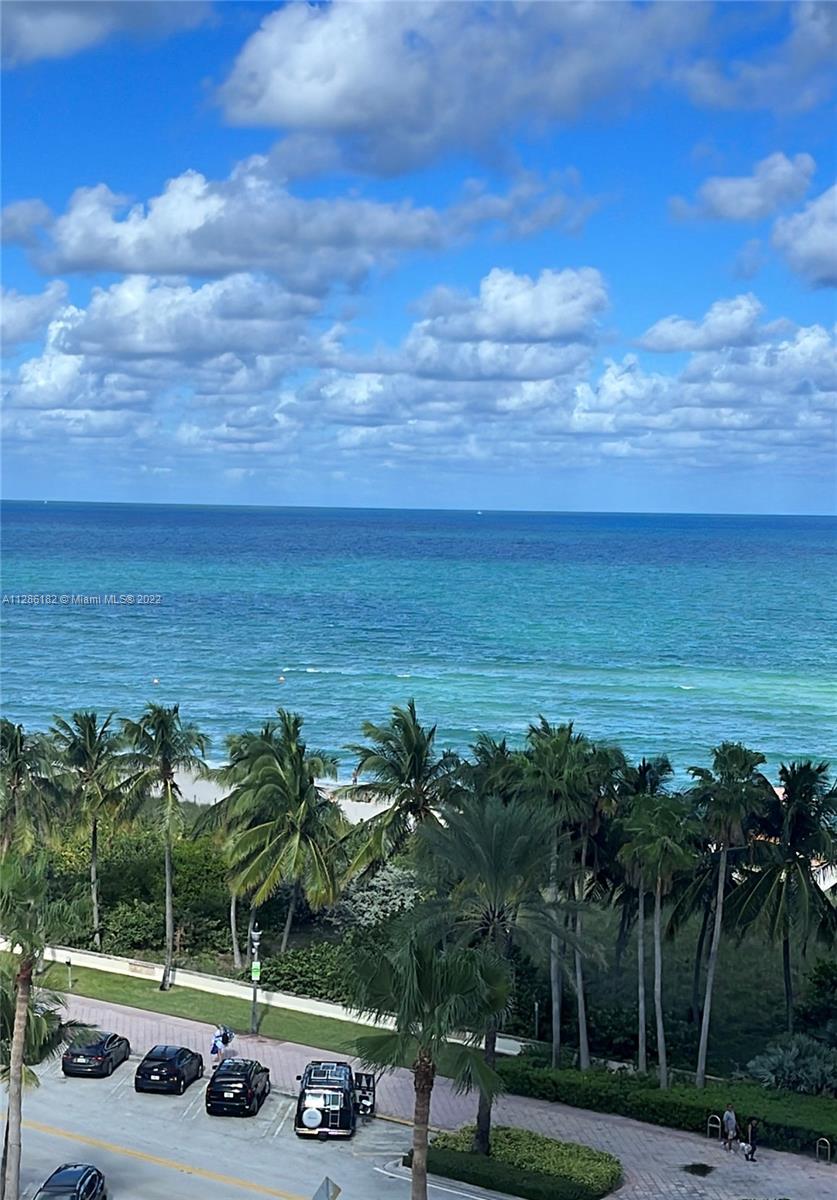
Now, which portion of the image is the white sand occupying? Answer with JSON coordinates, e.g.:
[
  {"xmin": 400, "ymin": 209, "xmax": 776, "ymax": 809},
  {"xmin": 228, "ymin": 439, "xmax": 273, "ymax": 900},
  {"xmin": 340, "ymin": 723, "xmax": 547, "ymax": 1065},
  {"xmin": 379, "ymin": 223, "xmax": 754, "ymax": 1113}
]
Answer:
[{"xmin": 174, "ymin": 769, "xmax": 389, "ymax": 826}]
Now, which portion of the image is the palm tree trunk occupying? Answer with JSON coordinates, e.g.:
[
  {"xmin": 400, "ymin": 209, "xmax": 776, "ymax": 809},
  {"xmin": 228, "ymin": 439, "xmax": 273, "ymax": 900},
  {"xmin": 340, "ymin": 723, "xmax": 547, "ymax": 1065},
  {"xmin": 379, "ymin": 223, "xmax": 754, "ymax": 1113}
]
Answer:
[
  {"xmin": 229, "ymin": 891, "xmax": 242, "ymax": 970},
  {"xmin": 160, "ymin": 834, "xmax": 174, "ymax": 991},
  {"xmin": 411, "ymin": 1054, "xmax": 436, "ymax": 1200},
  {"xmin": 689, "ymin": 900, "xmax": 711, "ymax": 1023},
  {"xmin": 637, "ymin": 886, "xmax": 647, "ymax": 1074},
  {"xmin": 696, "ymin": 843, "xmax": 727, "ymax": 1088},
  {"xmin": 782, "ymin": 928, "xmax": 793, "ymax": 1034},
  {"xmin": 0, "ymin": 1116, "xmax": 9, "ymax": 1200},
  {"xmin": 574, "ymin": 837, "xmax": 590, "ymax": 1071},
  {"xmin": 653, "ymin": 876, "xmax": 668, "ymax": 1089},
  {"xmin": 472, "ymin": 1019, "xmax": 497, "ymax": 1155},
  {"xmin": 90, "ymin": 816, "xmax": 101, "ymax": 952},
  {"xmin": 548, "ymin": 830, "xmax": 562, "ymax": 1068},
  {"xmin": 279, "ymin": 880, "xmax": 300, "ymax": 954},
  {"xmin": 4, "ymin": 958, "xmax": 33, "ymax": 1200}
]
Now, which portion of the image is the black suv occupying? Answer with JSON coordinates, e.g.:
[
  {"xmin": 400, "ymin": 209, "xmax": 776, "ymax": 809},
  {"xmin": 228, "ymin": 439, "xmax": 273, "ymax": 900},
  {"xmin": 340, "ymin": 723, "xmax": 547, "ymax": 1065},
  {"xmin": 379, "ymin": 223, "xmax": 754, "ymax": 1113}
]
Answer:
[
  {"xmin": 34, "ymin": 1164, "xmax": 106, "ymax": 1200},
  {"xmin": 294, "ymin": 1060, "xmax": 376, "ymax": 1138},
  {"xmin": 205, "ymin": 1058, "xmax": 270, "ymax": 1116},
  {"xmin": 62, "ymin": 1034, "xmax": 130, "ymax": 1078},
  {"xmin": 134, "ymin": 1044, "xmax": 204, "ymax": 1094}
]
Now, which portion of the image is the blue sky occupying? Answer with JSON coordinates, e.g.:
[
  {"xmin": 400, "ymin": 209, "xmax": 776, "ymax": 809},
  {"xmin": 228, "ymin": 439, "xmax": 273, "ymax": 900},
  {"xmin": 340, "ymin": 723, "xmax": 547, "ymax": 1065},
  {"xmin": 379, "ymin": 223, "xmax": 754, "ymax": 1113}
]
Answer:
[{"xmin": 1, "ymin": 1, "xmax": 835, "ymax": 513}]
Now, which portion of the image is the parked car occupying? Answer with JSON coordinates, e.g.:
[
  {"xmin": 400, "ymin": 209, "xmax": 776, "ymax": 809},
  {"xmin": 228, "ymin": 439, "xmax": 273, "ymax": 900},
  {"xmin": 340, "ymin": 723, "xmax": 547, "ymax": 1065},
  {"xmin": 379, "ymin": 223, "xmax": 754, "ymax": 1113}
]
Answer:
[
  {"xmin": 134, "ymin": 1044, "xmax": 203, "ymax": 1094},
  {"xmin": 33, "ymin": 1163, "xmax": 107, "ymax": 1199},
  {"xmin": 62, "ymin": 1034, "xmax": 130, "ymax": 1078},
  {"xmin": 294, "ymin": 1060, "xmax": 376, "ymax": 1139},
  {"xmin": 205, "ymin": 1057, "xmax": 270, "ymax": 1116}
]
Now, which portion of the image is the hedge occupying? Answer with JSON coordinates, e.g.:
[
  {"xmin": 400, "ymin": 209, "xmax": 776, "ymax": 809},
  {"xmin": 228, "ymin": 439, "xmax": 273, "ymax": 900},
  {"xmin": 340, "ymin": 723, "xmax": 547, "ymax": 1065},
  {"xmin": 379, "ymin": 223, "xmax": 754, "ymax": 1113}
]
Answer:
[
  {"xmin": 497, "ymin": 1060, "xmax": 837, "ymax": 1155},
  {"xmin": 403, "ymin": 1126, "xmax": 622, "ymax": 1200}
]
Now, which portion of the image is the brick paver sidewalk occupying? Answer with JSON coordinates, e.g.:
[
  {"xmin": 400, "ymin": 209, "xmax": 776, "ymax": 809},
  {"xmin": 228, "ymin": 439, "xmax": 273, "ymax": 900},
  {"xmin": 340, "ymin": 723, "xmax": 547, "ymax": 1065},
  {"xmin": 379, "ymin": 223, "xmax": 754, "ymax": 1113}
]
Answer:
[{"xmin": 62, "ymin": 996, "xmax": 834, "ymax": 1200}]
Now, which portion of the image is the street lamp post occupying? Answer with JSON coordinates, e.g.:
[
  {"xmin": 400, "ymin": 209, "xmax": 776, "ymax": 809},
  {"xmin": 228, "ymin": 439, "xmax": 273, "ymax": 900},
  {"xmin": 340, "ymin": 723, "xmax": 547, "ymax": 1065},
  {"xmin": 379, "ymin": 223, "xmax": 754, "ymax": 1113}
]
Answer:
[{"xmin": 250, "ymin": 925, "xmax": 262, "ymax": 1035}]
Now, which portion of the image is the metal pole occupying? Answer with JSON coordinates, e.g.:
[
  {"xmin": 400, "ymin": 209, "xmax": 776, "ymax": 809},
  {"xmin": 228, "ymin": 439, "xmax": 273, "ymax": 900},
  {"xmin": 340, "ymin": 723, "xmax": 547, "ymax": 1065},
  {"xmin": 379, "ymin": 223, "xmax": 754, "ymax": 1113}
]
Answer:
[
  {"xmin": 250, "ymin": 926, "xmax": 261, "ymax": 1035},
  {"xmin": 534, "ymin": 1000, "xmax": 539, "ymax": 1041}
]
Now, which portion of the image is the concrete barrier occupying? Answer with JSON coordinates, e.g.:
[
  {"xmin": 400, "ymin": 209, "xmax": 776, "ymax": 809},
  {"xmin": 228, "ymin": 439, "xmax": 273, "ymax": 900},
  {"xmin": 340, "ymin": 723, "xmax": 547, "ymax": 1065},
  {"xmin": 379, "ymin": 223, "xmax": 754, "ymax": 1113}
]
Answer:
[{"xmin": 1, "ymin": 938, "xmax": 525, "ymax": 1056}]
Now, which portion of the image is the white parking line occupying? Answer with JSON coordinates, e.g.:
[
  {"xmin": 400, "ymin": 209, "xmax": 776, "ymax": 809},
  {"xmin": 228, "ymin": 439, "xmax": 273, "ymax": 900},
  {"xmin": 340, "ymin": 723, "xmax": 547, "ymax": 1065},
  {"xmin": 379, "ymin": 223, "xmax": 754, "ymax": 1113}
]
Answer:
[
  {"xmin": 269, "ymin": 1099, "xmax": 295, "ymax": 1139},
  {"xmin": 374, "ymin": 1161, "xmax": 486, "ymax": 1198},
  {"xmin": 180, "ymin": 1085, "xmax": 206, "ymax": 1122}
]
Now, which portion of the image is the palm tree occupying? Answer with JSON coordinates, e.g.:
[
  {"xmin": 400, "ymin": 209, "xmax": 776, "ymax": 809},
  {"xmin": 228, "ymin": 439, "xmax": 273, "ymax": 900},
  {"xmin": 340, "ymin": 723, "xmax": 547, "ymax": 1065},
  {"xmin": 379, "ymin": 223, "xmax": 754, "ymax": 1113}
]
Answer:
[
  {"xmin": 0, "ymin": 965, "xmax": 90, "ymax": 1199},
  {"xmin": 350, "ymin": 934, "xmax": 507, "ymax": 1200},
  {"xmin": 524, "ymin": 719, "xmax": 593, "ymax": 1068},
  {"xmin": 617, "ymin": 756, "xmax": 673, "ymax": 1074},
  {"xmin": 221, "ymin": 711, "xmax": 343, "ymax": 952},
  {"xmin": 622, "ymin": 793, "xmax": 694, "ymax": 1087},
  {"xmin": 0, "ymin": 854, "xmax": 75, "ymax": 1200},
  {"xmin": 689, "ymin": 742, "xmax": 772, "ymax": 1087},
  {"xmin": 50, "ymin": 711, "xmax": 142, "ymax": 951},
  {"xmin": 345, "ymin": 700, "xmax": 458, "ymax": 874},
  {"xmin": 122, "ymin": 703, "xmax": 208, "ymax": 990},
  {"xmin": 416, "ymin": 794, "xmax": 562, "ymax": 1154},
  {"xmin": 731, "ymin": 760, "xmax": 837, "ymax": 1032},
  {"xmin": 0, "ymin": 720, "xmax": 59, "ymax": 856}
]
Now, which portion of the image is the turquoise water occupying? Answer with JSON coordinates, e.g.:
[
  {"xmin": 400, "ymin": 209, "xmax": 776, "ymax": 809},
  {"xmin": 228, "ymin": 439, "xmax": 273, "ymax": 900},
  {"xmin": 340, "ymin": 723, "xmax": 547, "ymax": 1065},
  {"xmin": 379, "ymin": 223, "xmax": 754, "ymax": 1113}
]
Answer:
[{"xmin": 1, "ymin": 502, "xmax": 835, "ymax": 777}]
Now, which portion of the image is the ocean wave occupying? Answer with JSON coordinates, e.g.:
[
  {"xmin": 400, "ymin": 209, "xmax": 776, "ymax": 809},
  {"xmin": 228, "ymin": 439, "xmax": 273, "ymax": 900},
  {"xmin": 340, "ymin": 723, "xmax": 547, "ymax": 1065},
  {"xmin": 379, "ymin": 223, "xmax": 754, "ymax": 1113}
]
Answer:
[{"xmin": 676, "ymin": 685, "xmax": 696, "ymax": 690}]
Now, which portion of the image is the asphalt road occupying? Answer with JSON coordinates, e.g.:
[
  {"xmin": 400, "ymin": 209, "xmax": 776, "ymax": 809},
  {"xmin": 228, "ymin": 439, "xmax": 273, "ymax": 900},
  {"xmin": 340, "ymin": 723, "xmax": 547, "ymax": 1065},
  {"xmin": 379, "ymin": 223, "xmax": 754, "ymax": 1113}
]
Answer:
[{"xmin": 16, "ymin": 1053, "xmax": 455, "ymax": 1200}]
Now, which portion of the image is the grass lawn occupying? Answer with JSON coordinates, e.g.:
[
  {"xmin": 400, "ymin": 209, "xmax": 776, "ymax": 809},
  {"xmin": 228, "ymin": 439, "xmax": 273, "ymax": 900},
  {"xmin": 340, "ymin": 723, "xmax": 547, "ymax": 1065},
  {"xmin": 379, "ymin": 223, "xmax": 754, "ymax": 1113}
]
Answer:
[{"xmin": 38, "ymin": 961, "xmax": 374, "ymax": 1056}]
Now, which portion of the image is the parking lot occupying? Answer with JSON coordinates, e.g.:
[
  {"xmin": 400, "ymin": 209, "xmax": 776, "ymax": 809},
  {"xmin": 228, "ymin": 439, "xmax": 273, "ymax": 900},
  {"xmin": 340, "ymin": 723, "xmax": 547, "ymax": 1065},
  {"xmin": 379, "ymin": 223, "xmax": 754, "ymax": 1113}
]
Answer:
[{"xmin": 18, "ymin": 1055, "xmax": 423, "ymax": 1200}]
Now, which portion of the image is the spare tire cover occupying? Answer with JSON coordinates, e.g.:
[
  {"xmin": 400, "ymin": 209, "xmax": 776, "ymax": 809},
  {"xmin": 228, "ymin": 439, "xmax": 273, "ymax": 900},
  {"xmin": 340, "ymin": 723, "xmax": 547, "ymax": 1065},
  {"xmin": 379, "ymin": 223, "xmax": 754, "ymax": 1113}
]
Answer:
[{"xmin": 302, "ymin": 1108, "xmax": 323, "ymax": 1129}]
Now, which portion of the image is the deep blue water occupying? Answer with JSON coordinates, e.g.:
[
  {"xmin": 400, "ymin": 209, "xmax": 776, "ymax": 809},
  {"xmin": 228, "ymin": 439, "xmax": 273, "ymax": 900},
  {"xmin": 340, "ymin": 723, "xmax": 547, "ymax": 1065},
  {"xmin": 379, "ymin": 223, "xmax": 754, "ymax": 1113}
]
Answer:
[{"xmin": 1, "ymin": 501, "xmax": 835, "ymax": 777}]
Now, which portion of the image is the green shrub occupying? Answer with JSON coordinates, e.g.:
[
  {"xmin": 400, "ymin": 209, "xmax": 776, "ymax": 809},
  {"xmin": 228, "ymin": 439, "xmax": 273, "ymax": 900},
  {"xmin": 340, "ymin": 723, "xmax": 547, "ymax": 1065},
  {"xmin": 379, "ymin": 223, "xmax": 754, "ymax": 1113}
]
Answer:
[
  {"xmin": 497, "ymin": 1060, "xmax": 837, "ymax": 1154},
  {"xmin": 435, "ymin": 1127, "xmax": 621, "ymax": 1195},
  {"xmin": 253, "ymin": 942, "xmax": 350, "ymax": 1004},
  {"xmin": 747, "ymin": 1034, "xmax": 837, "ymax": 1097},
  {"xmin": 102, "ymin": 899, "xmax": 163, "ymax": 955},
  {"xmin": 403, "ymin": 1126, "xmax": 621, "ymax": 1200}
]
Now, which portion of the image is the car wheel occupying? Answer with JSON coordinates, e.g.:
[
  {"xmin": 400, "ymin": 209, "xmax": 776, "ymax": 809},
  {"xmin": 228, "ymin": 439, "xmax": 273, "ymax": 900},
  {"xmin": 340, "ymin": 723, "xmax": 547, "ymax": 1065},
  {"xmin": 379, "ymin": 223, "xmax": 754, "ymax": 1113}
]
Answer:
[
  {"xmin": 124, "ymin": 1042, "xmax": 131, "ymax": 1061},
  {"xmin": 178, "ymin": 1076, "xmax": 186, "ymax": 1095},
  {"xmin": 105, "ymin": 1060, "xmax": 113, "ymax": 1077},
  {"xmin": 197, "ymin": 1058, "xmax": 204, "ymax": 1079},
  {"xmin": 266, "ymin": 1079, "xmax": 271, "ymax": 1096}
]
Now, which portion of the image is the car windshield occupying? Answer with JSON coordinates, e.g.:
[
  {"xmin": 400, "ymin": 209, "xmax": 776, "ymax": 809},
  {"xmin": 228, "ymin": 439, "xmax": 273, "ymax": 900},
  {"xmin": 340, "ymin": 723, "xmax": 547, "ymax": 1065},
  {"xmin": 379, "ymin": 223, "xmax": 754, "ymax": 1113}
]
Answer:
[
  {"xmin": 69, "ymin": 1042, "xmax": 104, "ymax": 1054},
  {"xmin": 147, "ymin": 1046, "xmax": 178, "ymax": 1060},
  {"xmin": 217, "ymin": 1060, "xmax": 248, "ymax": 1075}
]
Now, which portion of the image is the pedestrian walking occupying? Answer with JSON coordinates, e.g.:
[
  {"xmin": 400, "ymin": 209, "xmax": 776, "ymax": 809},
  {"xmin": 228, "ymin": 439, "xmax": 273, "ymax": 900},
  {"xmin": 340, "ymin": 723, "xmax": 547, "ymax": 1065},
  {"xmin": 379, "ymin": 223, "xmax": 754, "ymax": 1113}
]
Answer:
[
  {"xmin": 722, "ymin": 1102, "xmax": 738, "ymax": 1151},
  {"xmin": 744, "ymin": 1117, "xmax": 759, "ymax": 1162},
  {"xmin": 211, "ymin": 1024, "xmax": 234, "ymax": 1069}
]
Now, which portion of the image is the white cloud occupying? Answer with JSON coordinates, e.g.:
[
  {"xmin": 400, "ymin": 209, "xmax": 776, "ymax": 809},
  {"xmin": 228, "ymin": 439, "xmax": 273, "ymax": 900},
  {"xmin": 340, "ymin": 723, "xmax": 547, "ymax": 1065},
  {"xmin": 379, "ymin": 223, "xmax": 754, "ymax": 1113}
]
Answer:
[
  {"xmin": 1, "ymin": 280, "xmax": 68, "ymax": 350},
  {"xmin": 219, "ymin": 1, "xmax": 706, "ymax": 173},
  {"xmin": 419, "ymin": 268, "xmax": 608, "ymax": 344},
  {"xmin": 673, "ymin": 153, "xmax": 815, "ymax": 222},
  {"xmin": 37, "ymin": 160, "xmax": 589, "ymax": 290},
  {"xmin": 1, "ymin": 198, "xmax": 53, "ymax": 246},
  {"xmin": 2, "ymin": 0, "xmax": 210, "ymax": 67},
  {"xmin": 59, "ymin": 274, "xmax": 321, "ymax": 360},
  {"xmin": 679, "ymin": 2, "xmax": 837, "ymax": 113},
  {"xmin": 772, "ymin": 186, "xmax": 837, "ymax": 288},
  {"xmin": 638, "ymin": 294, "xmax": 767, "ymax": 352}
]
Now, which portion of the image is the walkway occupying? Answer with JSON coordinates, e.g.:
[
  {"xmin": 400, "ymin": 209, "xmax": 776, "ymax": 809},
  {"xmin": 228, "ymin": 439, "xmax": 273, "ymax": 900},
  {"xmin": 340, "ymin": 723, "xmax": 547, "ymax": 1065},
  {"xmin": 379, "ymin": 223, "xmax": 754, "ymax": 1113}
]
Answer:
[{"xmin": 63, "ymin": 996, "xmax": 834, "ymax": 1200}]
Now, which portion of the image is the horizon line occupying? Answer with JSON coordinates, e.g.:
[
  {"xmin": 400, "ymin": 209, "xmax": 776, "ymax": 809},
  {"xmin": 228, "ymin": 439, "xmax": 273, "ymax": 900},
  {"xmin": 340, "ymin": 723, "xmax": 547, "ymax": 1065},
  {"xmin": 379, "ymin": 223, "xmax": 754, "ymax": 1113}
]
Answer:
[{"xmin": 1, "ymin": 497, "xmax": 835, "ymax": 520}]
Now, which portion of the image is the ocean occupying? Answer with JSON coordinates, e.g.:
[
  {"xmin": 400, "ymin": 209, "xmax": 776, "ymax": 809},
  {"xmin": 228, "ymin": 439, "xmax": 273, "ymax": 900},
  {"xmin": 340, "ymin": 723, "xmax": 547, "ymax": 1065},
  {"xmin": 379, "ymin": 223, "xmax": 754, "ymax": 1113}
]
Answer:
[{"xmin": 1, "ymin": 501, "xmax": 835, "ymax": 779}]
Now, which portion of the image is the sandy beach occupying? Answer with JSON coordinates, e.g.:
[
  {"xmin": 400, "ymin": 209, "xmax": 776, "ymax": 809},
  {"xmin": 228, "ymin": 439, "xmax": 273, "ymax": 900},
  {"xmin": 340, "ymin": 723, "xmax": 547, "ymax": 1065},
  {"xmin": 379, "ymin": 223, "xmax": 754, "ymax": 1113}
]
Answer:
[{"xmin": 174, "ymin": 769, "xmax": 390, "ymax": 826}]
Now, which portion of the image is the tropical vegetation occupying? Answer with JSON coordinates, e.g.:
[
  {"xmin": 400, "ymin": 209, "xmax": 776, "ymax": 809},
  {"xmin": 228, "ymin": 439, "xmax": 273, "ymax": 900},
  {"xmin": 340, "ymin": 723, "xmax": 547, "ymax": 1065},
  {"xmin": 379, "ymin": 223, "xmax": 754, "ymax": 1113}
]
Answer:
[{"xmin": 0, "ymin": 696, "xmax": 835, "ymax": 1197}]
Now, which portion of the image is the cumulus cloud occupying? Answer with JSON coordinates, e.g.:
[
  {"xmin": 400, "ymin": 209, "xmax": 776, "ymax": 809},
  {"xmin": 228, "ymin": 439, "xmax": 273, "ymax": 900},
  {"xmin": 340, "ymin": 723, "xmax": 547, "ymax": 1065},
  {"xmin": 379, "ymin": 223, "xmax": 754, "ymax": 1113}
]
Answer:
[
  {"xmin": 1, "ymin": 280, "xmax": 68, "ymax": 350},
  {"xmin": 35, "ymin": 160, "xmax": 590, "ymax": 290},
  {"xmin": 0, "ymin": 198, "xmax": 53, "ymax": 246},
  {"xmin": 638, "ymin": 294, "xmax": 768, "ymax": 352},
  {"xmin": 772, "ymin": 185, "xmax": 837, "ymax": 288},
  {"xmin": 58, "ymin": 274, "xmax": 322, "ymax": 360},
  {"xmin": 679, "ymin": 1, "xmax": 837, "ymax": 113},
  {"xmin": 2, "ymin": 0, "xmax": 210, "ymax": 67},
  {"xmin": 218, "ymin": 1, "xmax": 707, "ymax": 173},
  {"xmin": 419, "ymin": 268, "xmax": 608, "ymax": 344},
  {"xmin": 672, "ymin": 153, "xmax": 815, "ymax": 222}
]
